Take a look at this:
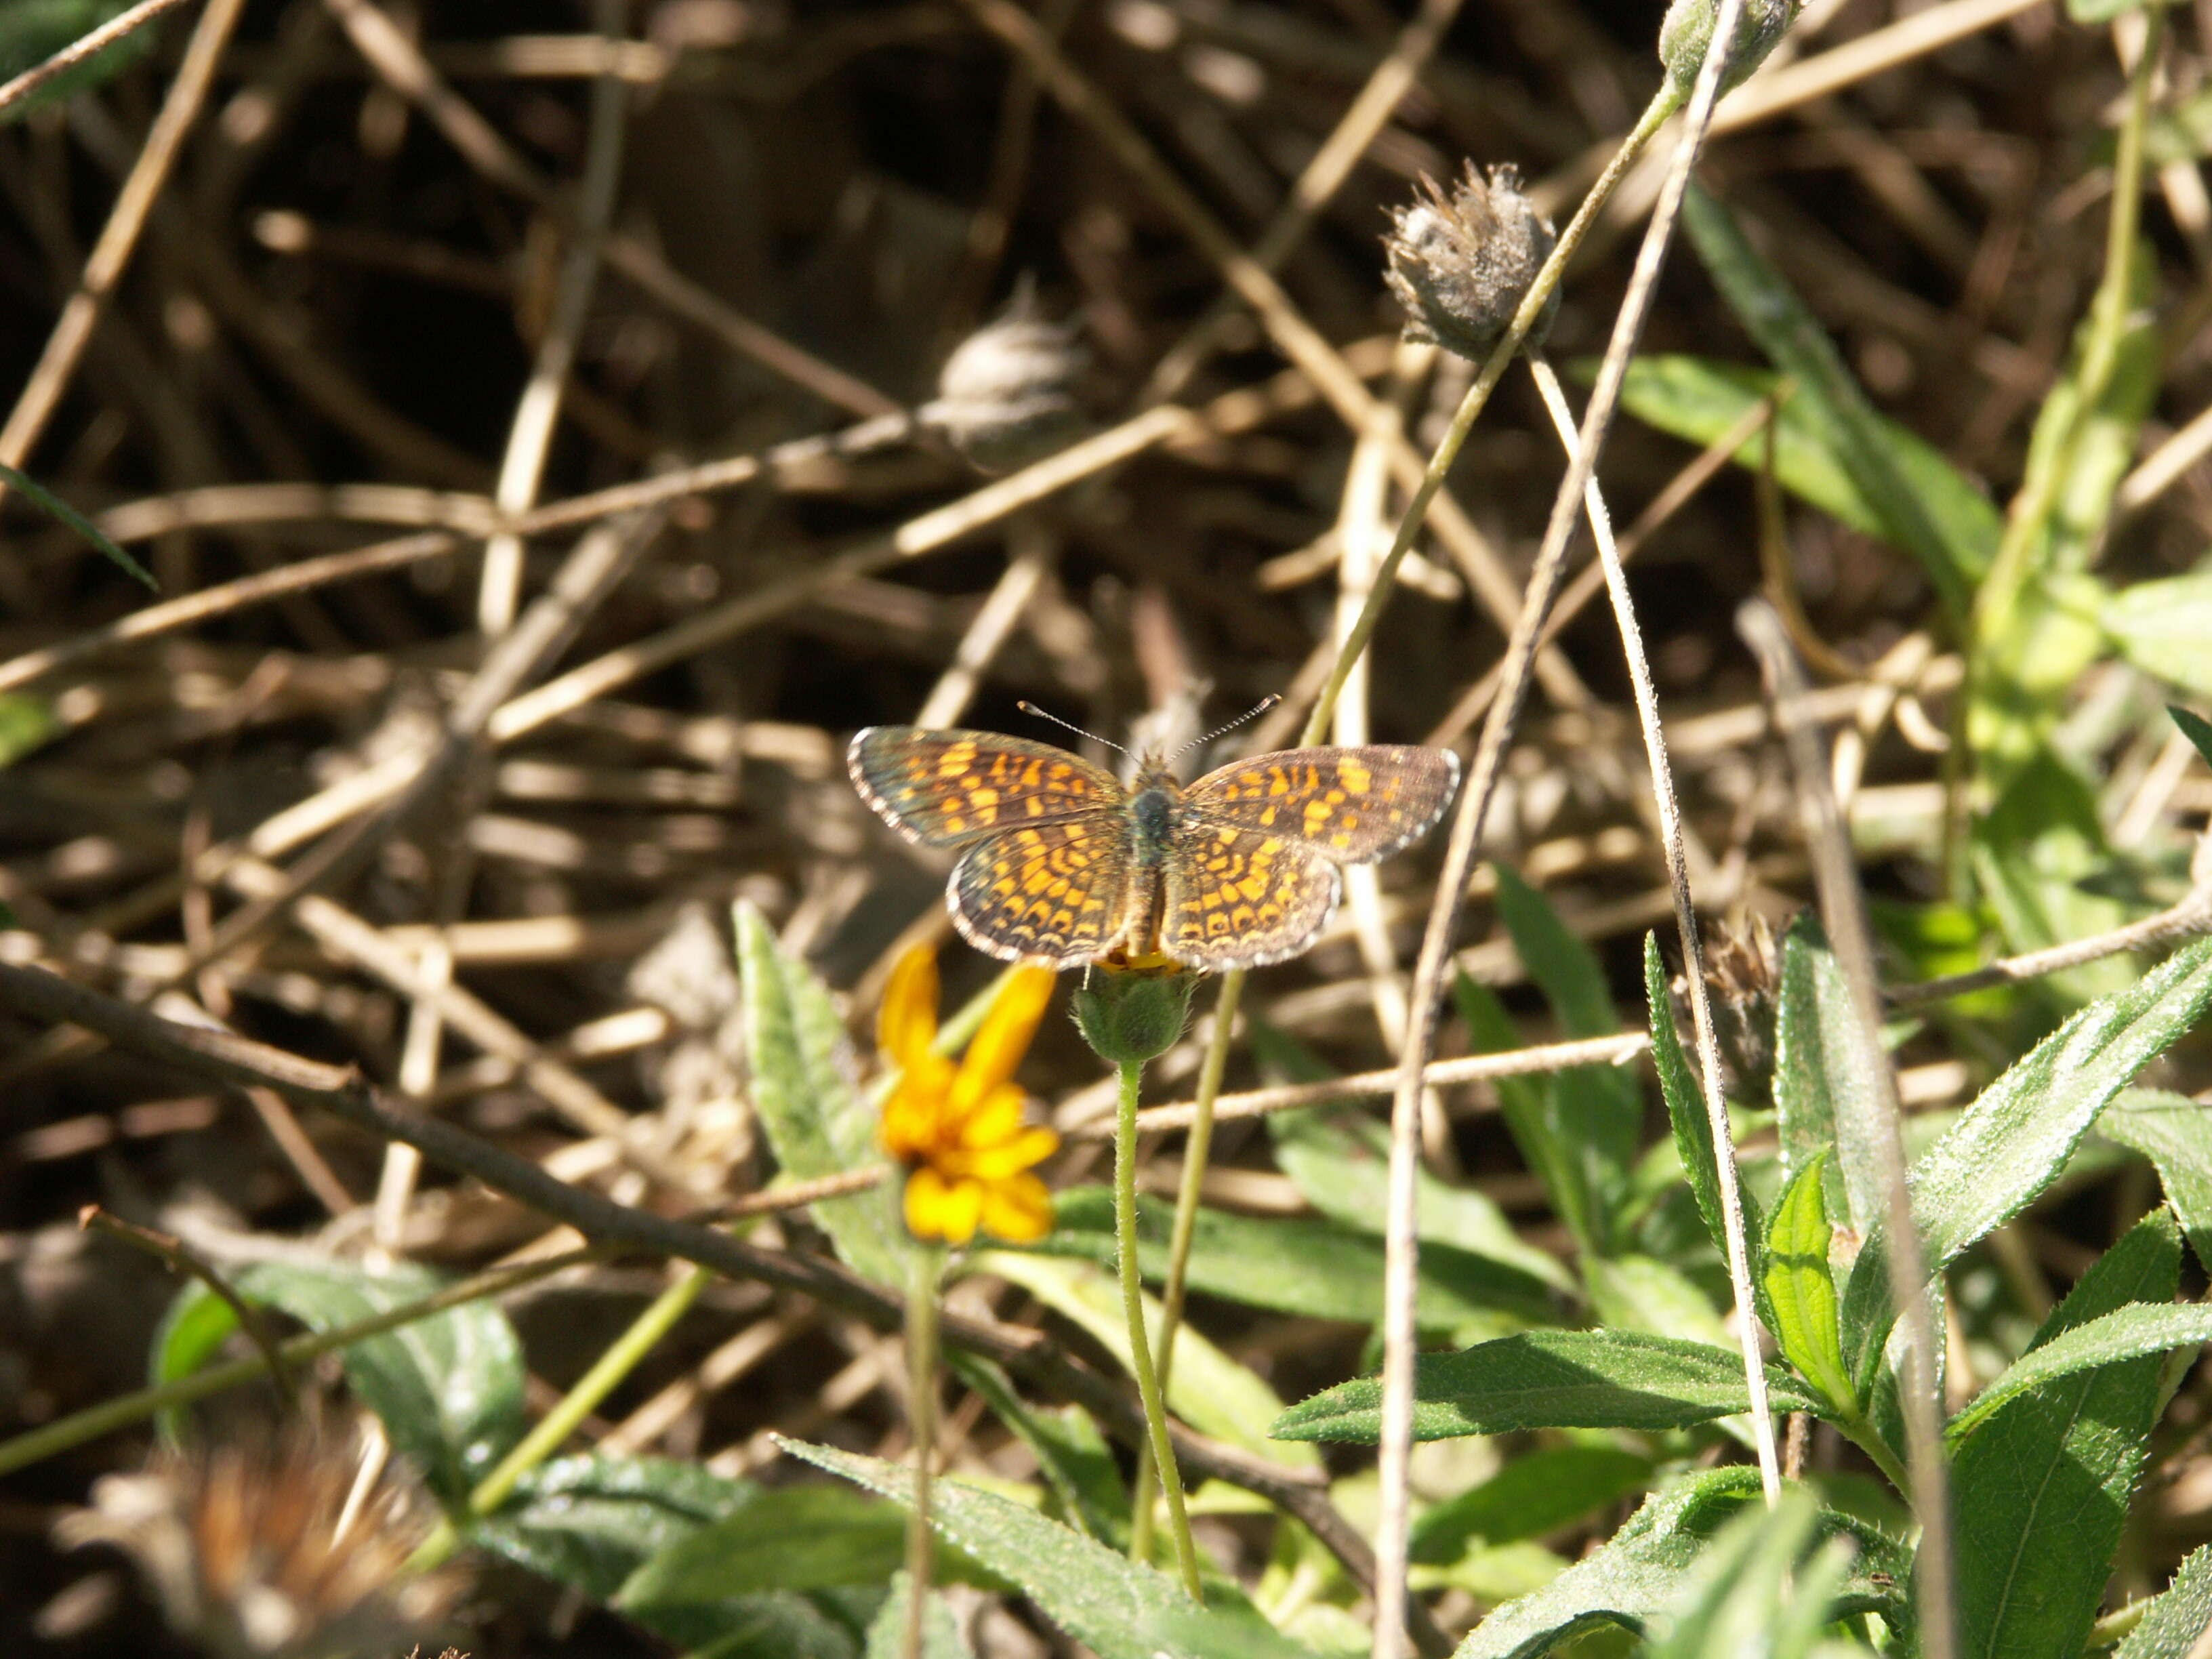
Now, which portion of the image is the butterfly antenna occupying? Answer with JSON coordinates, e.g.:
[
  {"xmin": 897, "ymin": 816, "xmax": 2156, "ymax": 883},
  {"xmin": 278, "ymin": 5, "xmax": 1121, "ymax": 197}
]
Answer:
[
  {"xmin": 1016, "ymin": 701, "xmax": 1129, "ymax": 758},
  {"xmin": 1171, "ymin": 695, "xmax": 1282, "ymax": 762}
]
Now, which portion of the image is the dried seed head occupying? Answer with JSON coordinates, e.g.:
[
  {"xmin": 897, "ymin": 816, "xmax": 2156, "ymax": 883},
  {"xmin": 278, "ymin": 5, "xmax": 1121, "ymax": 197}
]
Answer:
[
  {"xmin": 1383, "ymin": 162, "xmax": 1559, "ymax": 363},
  {"xmin": 1658, "ymin": 0, "xmax": 1803, "ymax": 99},
  {"xmin": 56, "ymin": 1429, "xmax": 464, "ymax": 1659},
  {"xmin": 921, "ymin": 289, "xmax": 1091, "ymax": 474},
  {"xmin": 1704, "ymin": 910, "xmax": 1781, "ymax": 1103}
]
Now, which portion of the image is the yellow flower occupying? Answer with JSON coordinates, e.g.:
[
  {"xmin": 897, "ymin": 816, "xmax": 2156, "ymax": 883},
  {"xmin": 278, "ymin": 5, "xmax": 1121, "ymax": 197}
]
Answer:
[{"xmin": 878, "ymin": 947, "xmax": 1059, "ymax": 1245}]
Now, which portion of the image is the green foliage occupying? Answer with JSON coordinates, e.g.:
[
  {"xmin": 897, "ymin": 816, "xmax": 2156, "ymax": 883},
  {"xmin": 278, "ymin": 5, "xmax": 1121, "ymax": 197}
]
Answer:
[
  {"xmin": 2116, "ymin": 1542, "xmax": 2212, "ymax": 1659},
  {"xmin": 734, "ymin": 901, "xmax": 907, "ymax": 1284},
  {"xmin": 1761, "ymin": 1153, "xmax": 1854, "ymax": 1416},
  {"xmin": 2169, "ymin": 703, "xmax": 2212, "ymax": 770},
  {"xmin": 1642, "ymin": 1490, "xmax": 1857, "ymax": 1659},
  {"xmin": 1681, "ymin": 188, "xmax": 1990, "ymax": 619},
  {"xmin": 1032, "ymin": 1185, "xmax": 1555, "ymax": 1335},
  {"xmin": 1271, "ymin": 1329, "xmax": 1818, "ymax": 1444},
  {"xmin": 1450, "ymin": 1469, "xmax": 1908, "ymax": 1658},
  {"xmin": 1408, "ymin": 1446, "xmax": 1656, "ymax": 1569},
  {"xmin": 1611, "ymin": 356, "xmax": 1999, "ymax": 581},
  {"xmin": 469, "ymin": 1454, "xmax": 756, "ymax": 1599},
  {"xmin": 2102, "ymin": 1090, "xmax": 2212, "ymax": 1272},
  {"xmin": 0, "ymin": 694, "xmax": 56, "ymax": 769},
  {"xmin": 153, "ymin": 1258, "xmax": 525, "ymax": 1507},
  {"xmin": 864, "ymin": 1574, "xmax": 972, "ymax": 1659},
  {"xmin": 0, "ymin": 459, "xmax": 154, "ymax": 585},
  {"xmin": 1773, "ymin": 916, "xmax": 1885, "ymax": 1233},
  {"xmin": 781, "ymin": 1439, "xmax": 1325, "ymax": 1659},
  {"xmin": 2104, "ymin": 568, "xmax": 2212, "ymax": 695},
  {"xmin": 1946, "ymin": 1211, "xmax": 2181, "ymax": 1658}
]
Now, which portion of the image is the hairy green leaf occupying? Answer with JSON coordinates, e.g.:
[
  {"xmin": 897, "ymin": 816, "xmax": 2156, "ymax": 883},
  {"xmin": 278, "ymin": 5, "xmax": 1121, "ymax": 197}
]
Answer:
[
  {"xmin": 470, "ymin": 1454, "xmax": 754, "ymax": 1600},
  {"xmin": 2104, "ymin": 1090, "xmax": 2212, "ymax": 1275},
  {"xmin": 1763, "ymin": 1153, "xmax": 1854, "ymax": 1414},
  {"xmin": 2115, "ymin": 1541, "xmax": 2212, "ymax": 1659},
  {"xmin": 1409, "ymin": 1445, "xmax": 1654, "ymax": 1568},
  {"xmin": 1773, "ymin": 914, "xmax": 1883, "ymax": 1233},
  {"xmin": 2106, "ymin": 569, "xmax": 2212, "ymax": 695}
]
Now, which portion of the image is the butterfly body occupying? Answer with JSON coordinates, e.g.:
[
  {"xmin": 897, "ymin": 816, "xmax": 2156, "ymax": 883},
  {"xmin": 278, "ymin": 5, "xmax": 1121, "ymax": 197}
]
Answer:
[{"xmin": 848, "ymin": 725, "xmax": 1460, "ymax": 970}]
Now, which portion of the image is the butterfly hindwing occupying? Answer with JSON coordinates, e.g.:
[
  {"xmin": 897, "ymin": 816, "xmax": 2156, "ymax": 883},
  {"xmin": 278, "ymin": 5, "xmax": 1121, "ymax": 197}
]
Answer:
[
  {"xmin": 948, "ymin": 817, "xmax": 1137, "ymax": 965},
  {"xmin": 1160, "ymin": 823, "xmax": 1340, "ymax": 970}
]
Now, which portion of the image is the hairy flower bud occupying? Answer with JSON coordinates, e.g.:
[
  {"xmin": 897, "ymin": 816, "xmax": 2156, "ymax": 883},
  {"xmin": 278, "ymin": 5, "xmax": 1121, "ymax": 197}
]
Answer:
[
  {"xmin": 1658, "ymin": 0, "xmax": 1803, "ymax": 99},
  {"xmin": 921, "ymin": 291, "xmax": 1090, "ymax": 474},
  {"xmin": 1071, "ymin": 950, "xmax": 1198, "ymax": 1066},
  {"xmin": 1383, "ymin": 162, "xmax": 1558, "ymax": 363}
]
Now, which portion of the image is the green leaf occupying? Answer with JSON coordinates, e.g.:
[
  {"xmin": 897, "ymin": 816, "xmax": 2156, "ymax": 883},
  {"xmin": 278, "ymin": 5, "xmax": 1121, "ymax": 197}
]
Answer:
[
  {"xmin": 865, "ymin": 1574, "xmax": 972, "ymax": 1659},
  {"xmin": 1682, "ymin": 187, "xmax": 1990, "ymax": 619},
  {"xmin": 2116, "ymin": 1541, "xmax": 2212, "ymax": 1659},
  {"xmin": 1838, "ymin": 937, "xmax": 2212, "ymax": 1381},
  {"xmin": 1451, "ymin": 1468, "xmax": 1909, "ymax": 1659},
  {"xmin": 0, "ymin": 694, "xmax": 56, "ymax": 769},
  {"xmin": 1945, "ymin": 1296, "xmax": 2210, "ymax": 1447},
  {"xmin": 153, "ymin": 1258, "xmax": 525, "ymax": 1505},
  {"xmin": 735, "ymin": 901, "xmax": 906, "ymax": 1284},
  {"xmin": 470, "ymin": 1454, "xmax": 755, "ymax": 1600},
  {"xmin": 1270, "ymin": 1329, "xmax": 1818, "ymax": 1444},
  {"xmin": 1644, "ymin": 1488, "xmax": 1856, "ymax": 1659},
  {"xmin": 1971, "ymin": 752, "xmax": 2137, "ymax": 998},
  {"xmin": 1947, "ymin": 1212, "xmax": 2182, "ymax": 1659},
  {"xmin": 943, "ymin": 1355, "xmax": 1127, "ymax": 1546},
  {"xmin": 2171, "ymin": 704, "xmax": 2212, "ymax": 770},
  {"xmin": 1612, "ymin": 355, "xmax": 2000, "ymax": 573},
  {"xmin": 779, "ymin": 1439, "xmax": 1326, "ymax": 1659},
  {"xmin": 0, "ymin": 459, "xmax": 154, "ymax": 586},
  {"xmin": 1582, "ymin": 1253, "xmax": 1731, "ymax": 1353},
  {"xmin": 1408, "ymin": 1445, "xmax": 1654, "ymax": 1567},
  {"xmin": 616, "ymin": 1483, "xmax": 918, "ymax": 1607},
  {"xmin": 0, "ymin": 1, "xmax": 165, "ymax": 123},
  {"xmin": 1643, "ymin": 935, "xmax": 1745, "ymax": 1275},
  {"xmin": 1773, "ymin": 915, "xmax": 1883, "ymax": 1234},
  {"xmin": 1031, "ymin": 1186, "xmax": 1555, "ymax": 1335},
  {"xmin": 2105, "ymin": 569, "xmax": 2212, "ymax": 695},
  {"xmin": 1252, "ymin": 1022, "xmax": 1572, "ymax": 1292},
  {"xmin": 1763, "ymin": 1153, "xmax": 1854, "ymax": 1414},
  {"xmin": 2068, "ymin": 0, "xmax": 2158, "ymax": 18},
  {"xmin": 2103, "ymin": 1090, "xmax": 2212, "ymax": 1275},
  {"xmin": 978, "ymin": 1250, "xmax": 1317, "ymax": 1468}
]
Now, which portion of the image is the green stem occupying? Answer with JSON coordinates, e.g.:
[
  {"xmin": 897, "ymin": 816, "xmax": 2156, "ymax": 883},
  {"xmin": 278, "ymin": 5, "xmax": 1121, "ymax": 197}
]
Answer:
[
  {"xmin": 1115, "ymin": 1056, "xmax": 1203, "ymax": 1599},
  {"xmin": 903, "ymin": 1244, "xmax": 944, "ymax": 1659},
  {"xmin": 1836, "ymin": 1404, "xmax": 1914, "ymax": 1501},
  {"xmin": 1128, "ymin": 965, "xmax": 1245, "ymax": 1561}
]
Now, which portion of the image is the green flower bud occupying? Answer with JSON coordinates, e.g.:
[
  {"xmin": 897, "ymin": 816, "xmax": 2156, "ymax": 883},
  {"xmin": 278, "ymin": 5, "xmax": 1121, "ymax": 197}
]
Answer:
[
  {"xmin": 1071, "ymin": 953, "xmax": 1200, "ymax": 1066},
  {"xmin": 1382, "ymin": 163, "xmax": 1558, "ymax": 363},
  {"xmin": 1658, "ymin": 0, "xmax": 1803, "ymax": 100}
]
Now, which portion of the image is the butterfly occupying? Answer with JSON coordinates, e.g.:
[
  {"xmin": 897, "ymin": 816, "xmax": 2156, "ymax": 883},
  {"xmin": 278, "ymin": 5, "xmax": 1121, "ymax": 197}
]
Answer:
[{"xmin": 848, "ymin": 724, "xmax": 1460, "ymax": 970}]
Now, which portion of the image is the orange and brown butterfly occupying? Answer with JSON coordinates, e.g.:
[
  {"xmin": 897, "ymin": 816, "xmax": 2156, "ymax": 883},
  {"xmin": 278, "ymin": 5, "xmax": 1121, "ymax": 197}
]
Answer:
[{"xmin": 847, "ymin": 721, "xmax": 1460, "ymax": 970}]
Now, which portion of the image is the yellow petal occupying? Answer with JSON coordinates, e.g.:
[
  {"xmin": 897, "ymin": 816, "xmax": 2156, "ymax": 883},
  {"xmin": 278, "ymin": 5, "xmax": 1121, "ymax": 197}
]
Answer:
[
  {"xmin": 979, "ymin": 1174, "xmax": 1054, "ymax": 1243},
  {"xmin": 964, "ymin": 1124, "xmax": 1060, "ymax": 1180},
  {"xmin": 950, "ymin": 965, "xmax": 1054, "ymax": 1113},
  {"xmin": 903, "ymin": 1166, "xmax": 955, "ymax": 1242},
  {"xmin": 879, "ymin": 945, "xmax": 941, "ymax": 1071},
  {"xmin": 957, "ymin": 1084, "xmax": 1028, "ymax": 1149}
]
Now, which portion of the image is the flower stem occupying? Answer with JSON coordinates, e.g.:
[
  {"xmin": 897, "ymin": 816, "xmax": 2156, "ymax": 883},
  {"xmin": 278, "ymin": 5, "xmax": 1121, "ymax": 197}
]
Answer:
[
  {"xmin": 1115, "ymin": 1056, "xmax": 1202, "ymax": 1598},
  {"xmin": 903, "ymin": 1242, "xmax": 944, "ymax": 1659}
]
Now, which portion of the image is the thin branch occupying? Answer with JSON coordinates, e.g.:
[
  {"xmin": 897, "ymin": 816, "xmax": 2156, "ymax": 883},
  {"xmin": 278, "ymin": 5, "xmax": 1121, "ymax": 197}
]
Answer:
[{"xmin": 0, "ymin": 0, "xmax": 200, "ymax": 119}]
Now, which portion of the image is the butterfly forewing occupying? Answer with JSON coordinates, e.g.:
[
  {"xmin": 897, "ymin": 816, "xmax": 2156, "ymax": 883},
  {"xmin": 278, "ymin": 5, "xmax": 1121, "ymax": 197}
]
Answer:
[
  {"xmin": 848, "ymin": 726, "xmax": 1126, "ymax": 848},
  {"xmin": 1182, "ymin": 745, "xmax": 1460, "ymax": 861}
]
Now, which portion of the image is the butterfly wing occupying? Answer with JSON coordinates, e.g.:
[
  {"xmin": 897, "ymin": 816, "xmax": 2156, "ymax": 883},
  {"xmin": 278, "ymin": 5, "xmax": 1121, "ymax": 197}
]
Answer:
[
  {"xmin": 1160, "ymin": 823, "xmax": 1341, "ymax": 970},
  {"xmin": 848, "ymin": 726, "xmax": 1124, "ymax": 848},
  {"xmin": 1181, "ymin": 745, "xmax": 1459, "ymax": 862},
  {"xmin": 949, "ymin": 817, "xmax": 1137, "ymax": 966}
]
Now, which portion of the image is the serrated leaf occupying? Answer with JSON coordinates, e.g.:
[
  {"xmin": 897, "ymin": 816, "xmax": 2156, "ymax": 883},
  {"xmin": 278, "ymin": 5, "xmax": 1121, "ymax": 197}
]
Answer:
[
  {"xmin": 1763, "ymin": 1153, "xmax": 1854, "ymax": 1414},
  {"xmin": 1612, "ymin": 355, "xmax": 2000, "ymax": 572},
  {"xmin": 2116, "ymin": 1541, "xmax": 2212, "ymax": 1659},
  {"xmin": 1270, "ymin": 1329, "xmax": 1818, "ymax": 1444},
  {"xmin": 1773, "ymin": 915, "xmax": 1885, "ymax": 1235},
  {"xmin": 978, "ymin": 1250, "xmax": 1317, "ymax": 1468},
  {"xmin": 779, "ymin": 1439, "xmax": 1325, "ymax": 1659},
  {"xmin": 1948, "ymin": 1212, "xmax": 2182, "ymax": 1659},
  {"xmin": 1682, "ymin": 187, "xmax": 1988, "ymax": 619},
  {"xmin": 1408, "ymin": 1445, "xmax": 1654, "ymax": 1567},
  {"xmin": 2106, "ymin": 569, "xmax": 2212, "ymax": 695},
  {"xmin": 1452, "ymin": 1468, "xmax": 1909, "ymax": 1659},
  {"xmin": 470, "ymin": 1454, "xmax": 755, "ymax": 1599},
  {"xmin": 1029, "ymin": 1186, "xmax": 1554, "ymax": 1335},
  {"xmin": 735, "ymin": 901, "xmax": 907, "ymax": 1284},
  {"xmin": 2103, "ymin": 1090, "xmax": 2212, "ymax": 1275},
  {"xmin": 1839, "ymin": 937, "xmax": 2212, "ymax": 1381},
  {"xmin": 153, "ymin": 1258, "xmax": 525, "ymax": 1505}
]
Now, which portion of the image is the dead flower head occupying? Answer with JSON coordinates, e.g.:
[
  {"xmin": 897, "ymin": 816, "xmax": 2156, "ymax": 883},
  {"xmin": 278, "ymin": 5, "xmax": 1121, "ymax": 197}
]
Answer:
[
  {"xmin": 55, "ymin": 1429, "xmax": 464, "ymax": 1659},
  {"xmin": 1384, "ymin": 162, "xmax": 1559, "ymax": 363}
]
